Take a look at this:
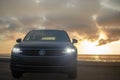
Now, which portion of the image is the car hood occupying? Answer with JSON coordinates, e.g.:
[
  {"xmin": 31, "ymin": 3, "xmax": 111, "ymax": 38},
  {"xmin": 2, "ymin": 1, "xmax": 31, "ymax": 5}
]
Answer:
[{"xmin": 18, "ymin": 41, "xmax": 74, "ymax": 48}]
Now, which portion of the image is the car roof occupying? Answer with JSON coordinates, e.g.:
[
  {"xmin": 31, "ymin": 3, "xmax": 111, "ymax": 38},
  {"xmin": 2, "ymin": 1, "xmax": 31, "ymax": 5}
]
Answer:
[{"xmin": 30, "ymin": 29, "xmax": 66, "ymax": 32}]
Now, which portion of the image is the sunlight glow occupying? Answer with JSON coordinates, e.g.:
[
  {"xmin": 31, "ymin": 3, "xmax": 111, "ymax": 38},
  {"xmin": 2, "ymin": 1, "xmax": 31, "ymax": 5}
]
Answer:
[
  {"xmin": 92, "ymin": 15, "xmax": 97, "ymax": 20},
  {"xmin": 99, "ymin": 31, "xmax": 108, "ymax": 40},
  {"xmin": 76, "ymin": 30, "xmax": 110, "ymax": 55},
  {"xmin": 79, "ymin": 40, "xmax": 110, "ymax": 55}
]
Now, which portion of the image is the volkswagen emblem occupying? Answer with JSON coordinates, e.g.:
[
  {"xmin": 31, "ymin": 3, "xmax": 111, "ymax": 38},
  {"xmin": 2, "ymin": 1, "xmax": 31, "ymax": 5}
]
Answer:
[{"xmin": 39, "ymin": 49, "xmax": 46, "ymax": 56}]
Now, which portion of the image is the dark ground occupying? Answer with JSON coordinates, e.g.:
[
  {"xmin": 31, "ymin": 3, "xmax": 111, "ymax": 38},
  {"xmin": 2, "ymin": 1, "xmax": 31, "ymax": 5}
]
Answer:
[{"xmin": 0, "ymin": 60, "xmax": 120, "ymax": 80}]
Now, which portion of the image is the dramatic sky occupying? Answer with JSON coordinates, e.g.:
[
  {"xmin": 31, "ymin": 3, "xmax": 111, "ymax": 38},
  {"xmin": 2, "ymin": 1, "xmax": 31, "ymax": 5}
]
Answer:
[{"xmin": 0, "ymin": 0, "xmax": 120, "ymax": 55}]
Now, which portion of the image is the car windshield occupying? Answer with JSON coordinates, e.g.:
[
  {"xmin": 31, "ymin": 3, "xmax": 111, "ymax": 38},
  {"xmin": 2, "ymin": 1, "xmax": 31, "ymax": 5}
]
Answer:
[{"xmin": 23, "ymin": 30, "xmax": 70, "ymax": 42}]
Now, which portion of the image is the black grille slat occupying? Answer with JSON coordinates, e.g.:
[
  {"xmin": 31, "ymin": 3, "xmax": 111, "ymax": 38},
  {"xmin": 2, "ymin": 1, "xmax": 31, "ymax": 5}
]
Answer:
[
  {"xmin": 22, "ymin": 50, "xmax": 39, "ymax": 56},
  {"xmin": 21, "ymin": 49, "xmax": 65, "ymax": 56},
  {"xmin": 45, "ymin": 50, "xmax": 62, "ymax": 56}
]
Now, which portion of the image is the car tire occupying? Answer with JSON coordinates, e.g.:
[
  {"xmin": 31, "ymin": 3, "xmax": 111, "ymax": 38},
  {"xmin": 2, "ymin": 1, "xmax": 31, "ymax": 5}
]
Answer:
[
  {"xmin": 68, "ymin": 66, "xmax": 77, "ymax": 79},
  {"xmin": 11, "ymin": 70, "xmax": 23, "ymax": 79},
  {"xmin": 68, "ymin": 71, "xmax": 77, "ymax": 79}
]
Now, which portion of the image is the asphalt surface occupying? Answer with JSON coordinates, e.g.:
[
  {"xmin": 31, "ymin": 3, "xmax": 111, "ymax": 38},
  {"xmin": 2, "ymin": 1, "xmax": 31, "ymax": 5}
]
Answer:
[{"xmin": 0, "ymin": 61, "xmax": 120, "ymax": 80}]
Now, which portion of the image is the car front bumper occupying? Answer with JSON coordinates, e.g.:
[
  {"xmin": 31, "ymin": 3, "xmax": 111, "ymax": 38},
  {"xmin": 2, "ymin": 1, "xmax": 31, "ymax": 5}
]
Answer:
[{"xmin": 10, "ymin": 53, "xmax": 77, "ymax": 73}]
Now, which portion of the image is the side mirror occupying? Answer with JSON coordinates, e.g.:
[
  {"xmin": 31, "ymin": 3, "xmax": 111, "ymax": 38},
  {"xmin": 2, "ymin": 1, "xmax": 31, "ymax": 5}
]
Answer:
[
  {"xmin": 72, "ymin": 39, "xmax": 78, "ymax": 44},
  {"xmin": 16, "ymin": 38, "xmax": 22, "ymax": 43}
]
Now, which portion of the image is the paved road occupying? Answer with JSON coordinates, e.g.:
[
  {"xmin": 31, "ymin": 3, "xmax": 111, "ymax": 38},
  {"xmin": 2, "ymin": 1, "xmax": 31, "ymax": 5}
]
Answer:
[{"xmin": 0, "ymin": 61, "xmax": 120, "ymax": 80}]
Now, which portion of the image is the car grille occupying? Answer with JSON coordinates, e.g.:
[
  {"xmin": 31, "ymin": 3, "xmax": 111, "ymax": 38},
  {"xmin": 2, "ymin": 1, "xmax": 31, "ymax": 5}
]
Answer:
[{"xmin": 21, "ymin": 49, "xmax": 65, "ymax": 56}]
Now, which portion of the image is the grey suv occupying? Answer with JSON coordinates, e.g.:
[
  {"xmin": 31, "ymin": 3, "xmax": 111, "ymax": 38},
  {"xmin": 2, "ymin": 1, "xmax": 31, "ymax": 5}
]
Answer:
[{"xmin": 10, "ymin": 30, "xmax": 78, "ymax": 79}]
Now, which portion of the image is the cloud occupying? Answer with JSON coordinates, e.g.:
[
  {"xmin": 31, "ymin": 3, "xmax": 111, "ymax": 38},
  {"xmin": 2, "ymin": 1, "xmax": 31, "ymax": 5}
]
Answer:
[
  {"xmin": 0, "ymin": 0, "xmax": 101, "ymax": 42},
  {"xmin": 0, "ymin": 14, "xmax": 99, "ymax": 42},
  {"xmin": 98, "ymin": 28, "xmax": 120, "ymax": 45},
  {"xmin": 0, "ymin": 16, "xmax": 46, "ymax": 40},
  {"xmin": 0, "ymin": 0, "xmax": 120, "ymax": 46},
  {"xmin": 0, "ymin": 0, "xmax": 40, "ymax": 16},
  {"xmin": 98, "ymin": 0, "xmax": 120, "ymax": 26},
  {"xmin": 101, "ymin": 0, "xmax": 120, "ymax": 11},
  {"xmin": 97, "ymin": 9, "xmax": 120, "ymax": 26},
  {"xmin": 0, "ymin": 0, "xmax": 100, "ymax": 16},
  {"xmin": 96, "ymin": 0, "xmax": 120, "ymax": 45}
]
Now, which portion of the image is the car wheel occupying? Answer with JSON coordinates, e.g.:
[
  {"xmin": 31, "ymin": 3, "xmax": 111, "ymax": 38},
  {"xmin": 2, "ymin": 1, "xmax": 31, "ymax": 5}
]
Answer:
[
  {"xmin": 11, "ymin": 70, "xmax": 23, "ymax": 79},
  {"xmin": 68, "ymin": 66, "xmax": 77, "ymax": 79},
  {"xmin": 68, "ymin": 71, "xmax": 77, "ymax": 79}
]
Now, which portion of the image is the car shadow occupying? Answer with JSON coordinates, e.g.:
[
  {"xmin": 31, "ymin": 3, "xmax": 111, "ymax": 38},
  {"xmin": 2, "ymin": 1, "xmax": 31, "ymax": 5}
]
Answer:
[{"xmin": 10, "ymin": 73, "xmax": 76, "ymax": 80}]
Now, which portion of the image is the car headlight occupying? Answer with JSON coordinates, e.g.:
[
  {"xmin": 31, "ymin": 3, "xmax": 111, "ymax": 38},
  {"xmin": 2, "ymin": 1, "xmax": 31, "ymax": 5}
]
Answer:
[
  {"xmin": 12, "ymin": 47, "xmax": 23, "ymax": 53},
  {"xmin": 62, "ymin": 47, "xmax": 75, "ymax": 54}
]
